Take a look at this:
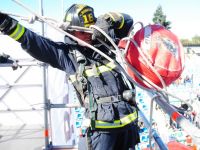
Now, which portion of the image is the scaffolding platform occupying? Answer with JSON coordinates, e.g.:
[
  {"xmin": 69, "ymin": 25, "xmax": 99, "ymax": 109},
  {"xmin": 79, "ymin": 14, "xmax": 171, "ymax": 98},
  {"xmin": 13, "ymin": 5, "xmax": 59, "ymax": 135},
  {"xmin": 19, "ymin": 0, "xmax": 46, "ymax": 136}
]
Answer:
[{"xmin": 0, "ymin": 124, "xmax": 44, "ymax": 150}]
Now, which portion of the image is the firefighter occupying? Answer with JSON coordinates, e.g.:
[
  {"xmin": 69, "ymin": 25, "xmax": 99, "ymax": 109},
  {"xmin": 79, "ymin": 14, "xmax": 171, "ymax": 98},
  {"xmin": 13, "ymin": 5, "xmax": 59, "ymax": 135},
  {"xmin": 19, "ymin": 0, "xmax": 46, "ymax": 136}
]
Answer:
[{"xmin": 0, "ymin": 4, "xmax": 140, "ymax": 150}]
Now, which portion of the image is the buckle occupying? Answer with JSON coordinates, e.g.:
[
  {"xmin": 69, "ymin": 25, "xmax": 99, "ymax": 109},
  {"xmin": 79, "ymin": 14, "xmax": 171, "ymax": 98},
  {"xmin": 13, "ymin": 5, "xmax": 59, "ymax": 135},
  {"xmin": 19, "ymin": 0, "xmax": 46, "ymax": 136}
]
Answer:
[{"xmin": 97, "ymin": 95, "xmax": 122, "ymax": 104}]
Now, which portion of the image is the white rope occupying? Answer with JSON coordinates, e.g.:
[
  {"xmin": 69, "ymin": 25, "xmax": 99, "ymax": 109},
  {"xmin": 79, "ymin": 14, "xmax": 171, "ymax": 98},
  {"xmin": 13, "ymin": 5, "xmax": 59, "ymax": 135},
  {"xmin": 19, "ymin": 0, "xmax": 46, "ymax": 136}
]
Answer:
[
  {"xmin": 11, "ymin": 0, "xmax": 114, "ymax": 63},
  {"xmin": 89, "ymin": 25, "xmax": 134, "ymax": 89},
  {"xmin": 123, "ymin": 37, "xmax": 167, "ymax": 90}
]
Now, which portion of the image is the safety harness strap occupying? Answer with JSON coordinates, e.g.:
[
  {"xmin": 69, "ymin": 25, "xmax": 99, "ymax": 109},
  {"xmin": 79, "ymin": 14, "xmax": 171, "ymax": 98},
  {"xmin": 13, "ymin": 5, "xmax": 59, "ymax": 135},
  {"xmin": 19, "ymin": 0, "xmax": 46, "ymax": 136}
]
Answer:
[
  {"xmin": 88, "ymin": 82, "xmax": 97, "ymax": 130},
  {"xmin": 70, "ymin": 64, "xmax": 84, "ymax": 107},
  {"xmin": 96, "ymin": 95, "xmax": 122, "ymax": 104},
  {"xmin": 70, "ymin": 61, "xmax": 137, "ymax": 129},
  {"xmin": 86, "ymin": 127, "xmax": 93, "ymax": 150},
  {"xmin": 69, "ymin": 50, "xmax": 87, "ymax": 107},
  {"xmin": 84, "ymin": 62, "xmax": 116, "ymax": 77}
]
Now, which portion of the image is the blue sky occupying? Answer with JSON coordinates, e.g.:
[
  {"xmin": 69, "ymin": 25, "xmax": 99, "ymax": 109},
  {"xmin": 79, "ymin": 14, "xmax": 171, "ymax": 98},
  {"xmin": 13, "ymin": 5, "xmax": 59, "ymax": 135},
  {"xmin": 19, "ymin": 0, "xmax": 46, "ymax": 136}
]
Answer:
[{"xmin": 1, "ymin": 0, "xmax": 200, "ymax": 39}]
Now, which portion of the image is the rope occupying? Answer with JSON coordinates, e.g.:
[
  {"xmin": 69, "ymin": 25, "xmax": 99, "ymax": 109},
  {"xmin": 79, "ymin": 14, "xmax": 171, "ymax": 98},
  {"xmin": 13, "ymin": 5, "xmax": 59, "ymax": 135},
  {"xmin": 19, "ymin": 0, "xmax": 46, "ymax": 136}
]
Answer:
[{"xmin": 12, "ymin": 0, "xmax": 114, "ymax": 63}]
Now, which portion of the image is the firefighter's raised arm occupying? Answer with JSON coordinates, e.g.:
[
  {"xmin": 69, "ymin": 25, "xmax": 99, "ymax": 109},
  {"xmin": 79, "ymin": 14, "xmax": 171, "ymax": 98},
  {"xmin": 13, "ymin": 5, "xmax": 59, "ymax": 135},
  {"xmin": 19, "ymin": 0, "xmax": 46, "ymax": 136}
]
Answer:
[{"xmin": 0, "ymin": 12, "xmax": 76, "ymax": 74}]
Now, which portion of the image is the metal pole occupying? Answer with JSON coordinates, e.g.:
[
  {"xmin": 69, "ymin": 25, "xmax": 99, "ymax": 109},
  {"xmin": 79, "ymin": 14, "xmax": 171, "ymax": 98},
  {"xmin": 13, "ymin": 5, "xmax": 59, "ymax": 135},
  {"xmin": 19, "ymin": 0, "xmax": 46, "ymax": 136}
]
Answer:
[
  {"xmin": 138, "ymin": 110, "xmax": 168, "ymax": 150},
  {"xmin": 40, "ymin": 0, "xmax": 45, "ymax": 36},
  {"xmin": 42, "ymin": 56, "xmax": 49, "ymax": 149},
  {"xmin": 0, "ymin": 61, "xmax": 43, "ymax": 67},
  {"xmin": 149, "ymin": 97, "xmax": 154, "ymax": 149},
  {"xmin": 154, "ymin": 94, "xmax": 200, "ymax": 145},
  {"xmin": 0, "ymin": 84, "xmax": 42, "ymax": 89},
  {"xmin": 39, "ymin": 0, "xmax": 50, "ymax": 149}
]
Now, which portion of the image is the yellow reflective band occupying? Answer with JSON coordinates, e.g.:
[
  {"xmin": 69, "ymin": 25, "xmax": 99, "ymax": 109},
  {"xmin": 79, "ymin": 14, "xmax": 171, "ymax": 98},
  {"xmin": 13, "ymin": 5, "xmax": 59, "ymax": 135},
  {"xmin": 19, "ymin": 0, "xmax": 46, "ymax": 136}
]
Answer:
[
  {"xmin": 84, "ymin": 62, "xmax": 116, "ymax": 77},
  {"xmin": 116, "ymin": 13, "xmax": 124, "ymax": 29},
  {"xmin": 107, "ymin": 13, "xmax": 124, "ymax": 29},
  {"xmin": 98, "ymin": 65, "xmax": 112, "ymax": 73},
  {"xmin": 84, "ymin": 69, "xmax": 96, "ymax": 77},
  {"xmin": 106, "ymin": 62, "xmax": 116, "ymax": 68},
  {"xmin": 65, "ymin": 14, "xmax": 72, "ymax": 22},
  {"xmin": 69, "ymin": 75, "xmax": 76, "ymax": 83},
  {"xmin": 95, "ymin": 111, "xmax": 137, "ymax": 129},
  {"xmin": 107, "ymin": 13, "xmax": 115, "ymax": 22},
  {"xmin": 69, "ymin": 62, "xmax": 116, "ymax": 83},
  {"xmin": 9, "ymin": 24, "xmax": 20, "ymax": 38},
  {"xmin": 9, "ymin": 23, "xmax": 25, "ymax": 41}
]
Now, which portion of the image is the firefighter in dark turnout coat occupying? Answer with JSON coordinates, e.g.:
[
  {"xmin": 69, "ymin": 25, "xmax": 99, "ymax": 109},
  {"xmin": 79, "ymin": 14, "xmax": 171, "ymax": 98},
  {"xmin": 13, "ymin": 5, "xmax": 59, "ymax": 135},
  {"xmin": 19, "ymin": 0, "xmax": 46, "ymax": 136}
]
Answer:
[{"xmin": 0, "ymin": 4, "xmax": 140, "ymax": 150}]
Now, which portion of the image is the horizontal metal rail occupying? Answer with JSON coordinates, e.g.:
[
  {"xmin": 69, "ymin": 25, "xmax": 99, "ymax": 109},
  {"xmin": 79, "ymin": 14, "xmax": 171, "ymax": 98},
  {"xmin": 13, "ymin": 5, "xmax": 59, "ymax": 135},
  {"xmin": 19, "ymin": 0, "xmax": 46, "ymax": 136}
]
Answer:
[
  {"xmin": 0, "ymin": 108, "xmax": 43, "ymax": 113},
  {"xmin": 0, "ymin": 62, "xmax": 43, "ymax": 67},
  {"xmin": 0, "ymin": 84, "xmax": 42, "ymax": 89},
  {"xmin": 49, "ymin": 103, "xmax": 81, "ymax": 109},
  {"xmin": 154, "ymin": 94, "xmax": 200, "ymax": 145},
  {"xmin": 0, "ymin": 102, "xmax": 81, "ymax": 113}
]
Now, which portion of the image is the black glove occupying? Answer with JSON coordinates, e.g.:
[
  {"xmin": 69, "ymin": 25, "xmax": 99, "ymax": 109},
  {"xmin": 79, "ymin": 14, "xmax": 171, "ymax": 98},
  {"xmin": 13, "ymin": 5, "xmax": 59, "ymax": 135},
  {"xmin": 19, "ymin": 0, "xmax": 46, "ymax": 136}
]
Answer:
[
  {"xmin": 92, "ymin": 16, "xmax": 111, "ymax": 41},
  {"xmin": 0, "ymin": 12, "xmax": 17, "ymax": 33},
  {"xmin": 0, "ymin": 12, "xmax": 8, "ymax": 23},
  {"xmin": 0, "ymin": 53, "xmax": 13, "ymax": 63},
  {"xmin": 0, "ymin": 12, "xmax": 9, "ymax": 31},
  {"xmin": 0, "ymin": 53, "xmax": 18, "ymax": 70}
]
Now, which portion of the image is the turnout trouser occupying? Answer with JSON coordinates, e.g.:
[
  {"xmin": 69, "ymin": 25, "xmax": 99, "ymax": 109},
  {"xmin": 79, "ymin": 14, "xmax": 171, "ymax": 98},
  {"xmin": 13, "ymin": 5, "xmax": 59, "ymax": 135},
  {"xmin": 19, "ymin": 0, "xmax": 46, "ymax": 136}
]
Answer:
[{"xmin": 78, "ymin": 125, "xmax": 140, "ymax": 150}]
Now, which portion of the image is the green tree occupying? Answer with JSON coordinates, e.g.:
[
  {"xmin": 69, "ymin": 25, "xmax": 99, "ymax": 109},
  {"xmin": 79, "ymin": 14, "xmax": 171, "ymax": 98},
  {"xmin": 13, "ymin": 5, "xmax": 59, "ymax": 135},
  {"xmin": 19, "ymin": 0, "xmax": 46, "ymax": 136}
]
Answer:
[
  {"xmin": 192, "ymin": 35, "xmax": 200, "ymax": 44},
  {"xmin": 152, "ymin": 5, "xmax": 171, "ymax": 29},
  {"xmin": 180, "ymin": 35, "xmax": 200, "ymax": 46},
  {"xmin": 180, "ymin": 39, "xmax": 190, "ymax": 45}
]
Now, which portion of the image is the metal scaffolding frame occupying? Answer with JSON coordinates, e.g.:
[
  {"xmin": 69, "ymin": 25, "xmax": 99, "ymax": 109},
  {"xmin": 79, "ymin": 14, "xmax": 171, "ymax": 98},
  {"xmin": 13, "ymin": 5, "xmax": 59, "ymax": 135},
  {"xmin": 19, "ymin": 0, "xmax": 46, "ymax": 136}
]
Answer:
[
  {"xmin": 0, "ymin": 61, "xmax": 44, "ymax": 119},
  {"xmin": 0, "ymin": 60, "xmax": 46, "ymax": 148},
  {"xmin": 0, "ymin": 60, "xmax": 78, "ymax": 150}
]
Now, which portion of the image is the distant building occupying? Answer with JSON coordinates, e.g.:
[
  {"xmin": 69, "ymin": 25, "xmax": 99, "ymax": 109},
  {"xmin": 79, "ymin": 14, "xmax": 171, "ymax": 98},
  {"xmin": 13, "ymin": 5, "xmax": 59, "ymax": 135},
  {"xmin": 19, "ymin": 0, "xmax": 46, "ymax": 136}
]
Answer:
[{"xmin": 183, "ymin": 44, "xmax": 200, "ymax": 55}]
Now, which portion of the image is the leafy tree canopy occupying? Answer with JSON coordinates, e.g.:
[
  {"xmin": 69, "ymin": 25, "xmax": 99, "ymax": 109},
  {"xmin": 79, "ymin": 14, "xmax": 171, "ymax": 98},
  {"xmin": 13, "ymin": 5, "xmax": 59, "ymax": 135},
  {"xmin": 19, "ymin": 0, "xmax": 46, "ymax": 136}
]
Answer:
[
  {"xmin": 152, "ymin": 5, "xmax": 171, "ymax": 29},
  {"xmin": 181, "ymin": 35, "xmax": 200, "ymax": 45}
]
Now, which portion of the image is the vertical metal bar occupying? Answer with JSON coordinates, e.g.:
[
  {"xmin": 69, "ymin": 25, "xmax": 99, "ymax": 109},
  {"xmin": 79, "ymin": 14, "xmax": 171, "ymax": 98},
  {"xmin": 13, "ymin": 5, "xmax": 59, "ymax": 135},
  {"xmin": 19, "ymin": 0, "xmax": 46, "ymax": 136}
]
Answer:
[
  {"xmin": 149, "ymin": 97, "xmax": 154, "ymax": 150},
  {"xmin": 40, "ymin": 0, "xmax": 45, "ymax": 36},
  {"xmin": 138, "ymin": 110, "xmax": 168, "ymax": 150},
  {"xmin": 39, "ymin": 0, "xmax": 50, "ymax": 149},
  {"xmin": 61, "ymin": 0, "xmax": 64, "ymax": 19},
  {"xmin": 43, "ymin": 63, "xmax": 49, "ymax": 150}
]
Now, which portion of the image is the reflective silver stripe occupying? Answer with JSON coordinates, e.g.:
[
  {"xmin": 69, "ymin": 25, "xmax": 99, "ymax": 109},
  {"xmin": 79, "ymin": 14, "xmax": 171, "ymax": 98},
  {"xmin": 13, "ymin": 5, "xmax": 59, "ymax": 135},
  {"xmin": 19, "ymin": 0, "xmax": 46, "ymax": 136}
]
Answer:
[
  {"xmin": 84, "ymin": 62, "xmax": 116, "ymax": 77},
  {"xmin": 95, "ymin": 111, "xmax": 137, "ymax": 129},
  {"xmin": 69, "ymin": 62, "xmax": 116, "ymax": 82},
  {"xmin": 107, "ymin": 12, "xmax": 124, "ymax": 29},
  {"xmin": 9, "ymin": 23, "xmax": 25, "ymax": 41},
  {"xmin": 69, "ymin": 75, "xmax": 76, "ymax": 83}
]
